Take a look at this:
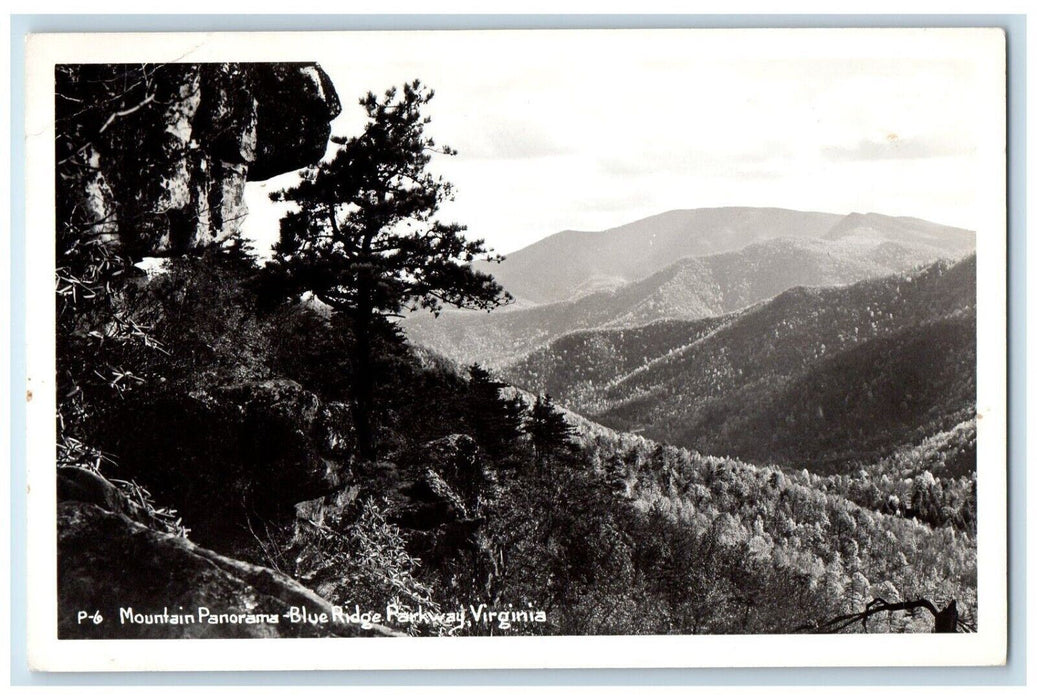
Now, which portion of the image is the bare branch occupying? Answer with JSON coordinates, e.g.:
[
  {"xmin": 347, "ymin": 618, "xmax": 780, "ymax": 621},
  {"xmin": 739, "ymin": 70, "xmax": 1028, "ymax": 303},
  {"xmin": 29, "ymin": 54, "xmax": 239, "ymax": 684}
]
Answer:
[
  {"xmin": 797, "ymin": 597, "xmax": 955, "ymax": 634},
  {"xmin": 98, "ymin": 93, "xmax": 157, "ymax": 134}
]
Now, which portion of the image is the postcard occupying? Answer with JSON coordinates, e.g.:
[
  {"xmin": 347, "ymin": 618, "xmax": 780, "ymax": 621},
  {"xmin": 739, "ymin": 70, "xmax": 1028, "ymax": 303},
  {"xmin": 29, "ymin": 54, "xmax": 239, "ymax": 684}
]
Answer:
[{"xmin": 23, "ymin": 27, "xmax": 1007, "ymax": 671}]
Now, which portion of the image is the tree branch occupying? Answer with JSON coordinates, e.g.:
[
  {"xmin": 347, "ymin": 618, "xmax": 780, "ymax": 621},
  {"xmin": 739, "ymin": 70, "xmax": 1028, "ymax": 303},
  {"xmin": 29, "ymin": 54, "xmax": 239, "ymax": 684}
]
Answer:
[
  {"xmin": 98, "ymin": 93, "xmax": 157, "ymax": 134},
  {"xmin": 797, "ymin": 597, "xmax": 955, "ymax": 634}
]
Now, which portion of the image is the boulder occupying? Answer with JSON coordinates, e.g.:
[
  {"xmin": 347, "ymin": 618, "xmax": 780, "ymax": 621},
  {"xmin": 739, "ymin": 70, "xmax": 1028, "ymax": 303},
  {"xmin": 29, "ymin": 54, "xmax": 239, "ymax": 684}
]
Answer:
[
  {"xmin": 57, "ymin": 467, "xmax": 134, "ymax": 519},
  {"xmin": 248, "ymin": 64, "xmax": 342, "ymax": 181},
  {"xmin": 57, "ymin": 466, "xmax": 186, "ymax": 536}
]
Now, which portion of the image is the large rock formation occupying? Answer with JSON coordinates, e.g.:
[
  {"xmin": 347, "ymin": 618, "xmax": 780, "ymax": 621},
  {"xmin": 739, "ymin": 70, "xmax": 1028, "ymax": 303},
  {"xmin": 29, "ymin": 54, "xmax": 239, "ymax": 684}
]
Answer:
[
  {"xmin": 95, "ymin": 379, "xmax": 357, "ymax": 550},
  {"xmin": 296, "ymin": 434, "xmax": 499, "ymax": 591},
  {"xmin": 56, "ymin": 63, "xmax": 341, "ymax": 259},
  {"xmin": 52, "ymin": 63, "xmax": 380, "ymax": 640},
  {"xmin": 57, "ymin": 468, "xmax": 398, "ymax": 639},
  {"xmin": 305, "ymin": 434, "xmax": 498, "ymax": 536}
]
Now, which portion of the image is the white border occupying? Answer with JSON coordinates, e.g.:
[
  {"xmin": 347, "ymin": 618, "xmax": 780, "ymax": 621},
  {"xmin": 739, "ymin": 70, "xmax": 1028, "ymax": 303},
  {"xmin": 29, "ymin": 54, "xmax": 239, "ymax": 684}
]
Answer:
[{"xmin": 24, "ymin": 28, "xmax": 1008, "ymax": 672}]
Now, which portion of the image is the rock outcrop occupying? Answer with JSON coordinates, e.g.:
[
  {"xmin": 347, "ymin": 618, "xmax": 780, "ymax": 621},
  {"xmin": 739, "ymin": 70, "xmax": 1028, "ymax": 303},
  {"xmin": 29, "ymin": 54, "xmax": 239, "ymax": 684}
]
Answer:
[
  {"xmin": 56, "ymin": 63, "xmax": 341, "ymax": 259},
  {"xmin": 57, "ymin": 466, "xmax": 186, "ymax": 536},
  {"xmin": 391, "ymin": 434, "xmax": 494, "ymax": 529},
  {"xmin": 96, "ymin": 379, "xmax": 356, "ymax": 549},
  {"xmin": 296, "ymin": 434, "xmax": 498, "ymax": 582}
]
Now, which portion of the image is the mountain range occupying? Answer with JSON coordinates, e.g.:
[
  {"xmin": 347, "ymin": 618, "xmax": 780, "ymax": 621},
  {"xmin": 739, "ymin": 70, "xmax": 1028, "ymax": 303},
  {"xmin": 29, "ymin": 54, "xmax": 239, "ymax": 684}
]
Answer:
[
  {"xmin": 475, "ymin": 207, "xmax": 974, "ymax": 304},
  {"xmin": 404, "ymin": 208, "xmax": 974, "ymax": 368}
]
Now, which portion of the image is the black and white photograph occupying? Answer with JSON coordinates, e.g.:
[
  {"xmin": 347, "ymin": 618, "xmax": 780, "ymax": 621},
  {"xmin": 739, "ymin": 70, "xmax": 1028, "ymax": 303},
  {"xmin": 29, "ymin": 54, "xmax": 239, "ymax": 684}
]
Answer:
[{"xmin": 24, "ymin": 28, "xmax": 1007, "ymax": 670}]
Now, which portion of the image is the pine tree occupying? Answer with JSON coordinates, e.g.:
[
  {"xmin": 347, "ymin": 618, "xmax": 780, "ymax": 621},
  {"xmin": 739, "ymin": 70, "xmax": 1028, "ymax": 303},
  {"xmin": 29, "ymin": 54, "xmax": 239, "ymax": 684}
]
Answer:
[
  {"xmin": 528, "ymin": 393, "xmax": 577, "ymax": 472},
  {"xmin": 268, "ymin": 80, "xmax": 511, "ymax": 457},
  {"xmin": 466, "ymin": 364, "xmax": 526, "ymax": 461}
]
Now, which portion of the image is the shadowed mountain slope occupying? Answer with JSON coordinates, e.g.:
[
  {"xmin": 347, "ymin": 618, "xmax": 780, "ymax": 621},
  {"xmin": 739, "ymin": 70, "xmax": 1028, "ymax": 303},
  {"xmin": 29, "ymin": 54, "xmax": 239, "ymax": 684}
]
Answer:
[{"xmin": 505, "ymin": 255, "xmax": 976, "ymax": 472}]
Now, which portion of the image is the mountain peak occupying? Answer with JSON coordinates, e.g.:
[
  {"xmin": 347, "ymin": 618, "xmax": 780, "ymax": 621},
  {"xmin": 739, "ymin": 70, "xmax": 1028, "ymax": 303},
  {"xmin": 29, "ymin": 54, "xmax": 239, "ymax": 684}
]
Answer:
[
  {"xmin": 825, "ymin": 212, "xmax": 975, "ymax": 250},
  {"xmin": 484, "ymin": 208, "xmax": 972, "ymax": 305}
]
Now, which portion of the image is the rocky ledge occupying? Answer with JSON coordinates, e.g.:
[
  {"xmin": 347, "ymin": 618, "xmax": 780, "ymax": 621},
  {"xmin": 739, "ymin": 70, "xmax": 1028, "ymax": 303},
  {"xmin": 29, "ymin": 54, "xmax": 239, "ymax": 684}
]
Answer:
[{"xmin": 57, "ymin": 468, "xmax": 399, "ymax": 639}]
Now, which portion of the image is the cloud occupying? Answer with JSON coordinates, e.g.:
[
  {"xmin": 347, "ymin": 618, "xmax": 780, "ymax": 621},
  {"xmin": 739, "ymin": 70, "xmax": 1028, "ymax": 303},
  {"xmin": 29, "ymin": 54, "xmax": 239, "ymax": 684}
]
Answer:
[
  {"xmin": 455, "ymin": 121, "xmax": 570, "ymax": 160},
  {"xmin": 821, "ymin": 134, "xmax": 975, "ymax": 162},
  {"xmin": 574, "ymin": 190, "xmax": 653, "ymax": 214},
  {"xmin": 598, "ymin": 142, "xmax": 790, "ymax": 178}
]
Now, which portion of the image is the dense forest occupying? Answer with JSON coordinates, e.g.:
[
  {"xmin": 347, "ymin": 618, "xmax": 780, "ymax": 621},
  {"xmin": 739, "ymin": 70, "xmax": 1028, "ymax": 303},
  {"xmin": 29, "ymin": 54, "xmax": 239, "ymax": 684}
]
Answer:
[
  {"xmin": 54, "ymin": 64, "xmax": 976, "ymax": 638},
  {"xmin": 59, "ymin": 249, "xmax": 977, "ymax": 635}
]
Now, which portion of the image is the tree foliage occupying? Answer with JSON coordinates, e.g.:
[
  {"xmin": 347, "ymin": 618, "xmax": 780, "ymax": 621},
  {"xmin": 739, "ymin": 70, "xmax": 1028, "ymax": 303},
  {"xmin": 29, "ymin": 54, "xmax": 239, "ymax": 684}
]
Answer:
[
  {"xmin": 268, "ymin": 80, "xmax": 510, "ymax": 318},
  {"xmin": 528, "ymin": 394, "xmax": 577, "ymax": 471},
  {"xmin": 267, "ymin": 80, "xmax": 511, "ymax": 457},
  {"xmin": 466, "ymin": 364, "xmax": 527, "ymax": 460}
]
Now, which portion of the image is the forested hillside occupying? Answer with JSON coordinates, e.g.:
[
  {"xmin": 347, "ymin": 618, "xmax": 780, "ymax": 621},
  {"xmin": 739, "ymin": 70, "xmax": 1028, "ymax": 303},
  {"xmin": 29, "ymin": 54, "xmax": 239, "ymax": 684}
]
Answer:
[
  {"xmin": 507, "ymin": 255, "xmax": 976, "ymax": 472},
  {"xmin": 68, "ymin": 249, "xmax": 976, "ymax": 635}
]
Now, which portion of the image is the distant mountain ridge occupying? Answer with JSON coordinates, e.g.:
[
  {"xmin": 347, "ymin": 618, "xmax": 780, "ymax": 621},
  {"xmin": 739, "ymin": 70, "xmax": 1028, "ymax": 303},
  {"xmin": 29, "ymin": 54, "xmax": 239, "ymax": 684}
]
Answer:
[
  {"xmin": 405, "ymin": 231, "xmax": 973, "ymax": 368},
  {"xmin": 480, "ymin": 207, "xmax": 974, "ymax": 305}
]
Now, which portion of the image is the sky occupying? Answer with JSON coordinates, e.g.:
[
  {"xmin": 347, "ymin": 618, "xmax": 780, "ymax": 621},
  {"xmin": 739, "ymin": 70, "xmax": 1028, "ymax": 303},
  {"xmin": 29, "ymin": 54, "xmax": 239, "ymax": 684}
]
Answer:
[{"xmin": 242, "ymin": 29, "xmax": 1003, "ymax": 258}]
